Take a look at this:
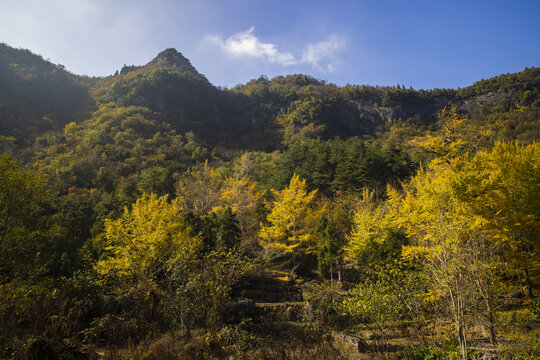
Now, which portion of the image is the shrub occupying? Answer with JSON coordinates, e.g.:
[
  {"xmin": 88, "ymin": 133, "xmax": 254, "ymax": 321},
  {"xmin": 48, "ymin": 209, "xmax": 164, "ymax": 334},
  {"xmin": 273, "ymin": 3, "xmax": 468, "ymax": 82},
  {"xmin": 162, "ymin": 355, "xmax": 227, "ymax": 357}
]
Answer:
[{"xmin": 393, "ymin": 345, "xmax": 445, "ymax": 360}]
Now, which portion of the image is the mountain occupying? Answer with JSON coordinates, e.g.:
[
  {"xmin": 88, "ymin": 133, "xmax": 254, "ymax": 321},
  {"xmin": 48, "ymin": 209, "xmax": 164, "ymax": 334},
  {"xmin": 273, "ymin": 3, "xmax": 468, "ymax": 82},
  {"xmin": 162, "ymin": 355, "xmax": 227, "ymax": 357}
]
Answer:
[
  {"xmin": 1, "ymin": 43, "xmax": 538, "ymax": 151},
  {"xmin": 1, "ymin": 43, "xmax": 538, "ymax": 359},
  {"xmin": 0, "ymin": 43, "xmax": 94, "ymax": 147},
  {"xmin": 117, "ymin": 48, "xmax": 207, "ymax": 80}
]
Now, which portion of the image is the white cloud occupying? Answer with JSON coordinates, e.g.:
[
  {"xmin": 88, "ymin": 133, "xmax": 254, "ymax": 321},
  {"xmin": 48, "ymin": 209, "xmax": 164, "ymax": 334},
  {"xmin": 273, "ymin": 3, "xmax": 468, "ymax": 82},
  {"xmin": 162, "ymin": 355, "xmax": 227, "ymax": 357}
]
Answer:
[
  {"xmin": 207, "ymin": 27, "xmax": 296, "ymax": 66},
  {"xmin": 205, "ymin": 27, "xmax": 344, "ymax": 72},
  {"xmin": 301, "ymin": 35, "xmax": 344, "ymax": 71}
]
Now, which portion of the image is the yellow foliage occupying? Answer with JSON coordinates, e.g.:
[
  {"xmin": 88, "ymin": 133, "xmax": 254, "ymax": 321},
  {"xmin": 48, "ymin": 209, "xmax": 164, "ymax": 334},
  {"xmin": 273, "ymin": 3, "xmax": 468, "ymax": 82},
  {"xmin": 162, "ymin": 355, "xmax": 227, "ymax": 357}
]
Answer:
[
  {"xmin": 212, "ymin": 175, "xmax": 265, "ymax": 235},
  {"xmin": 180, "ymin": 161, "xmax": 265, "ymax": 237},
  {"xmin": 401, "ymin": 245, "xmax": 433, "ymax": 261},
  {"xmin": 216, "ymin": 176, "xmax": 265, "ymax": 214},
  {"xmin": 179, "ymin": 160, "xmax": 223, "ymax": 216},
  {"xmin": 390, "ymin": 138, "xmax": 539, "ymax": 301},
  {"xmin": 258, "ymin": 174, "xmax": 324, "ymax": 255},
  {"xmin": 96, "ymin": 193, "xmax": 200, "ymax": 280},
  {"xmin": 344, "ymin": 188, "xmax": 391, "ymax": 261},
  {"xmin": 411, "ymin": 106, "xmax": 480, "ymax": 168},
  {"xmin": 421, "ymin": 289, "xmax": 442, "ymax": 303}
]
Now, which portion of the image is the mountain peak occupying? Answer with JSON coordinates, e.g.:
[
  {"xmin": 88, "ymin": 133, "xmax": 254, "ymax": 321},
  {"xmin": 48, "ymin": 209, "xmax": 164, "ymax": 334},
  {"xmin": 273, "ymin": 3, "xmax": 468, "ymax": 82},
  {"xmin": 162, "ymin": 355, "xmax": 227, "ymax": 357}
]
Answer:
[
  {"xmin": 117, "ymin": 48, "xmax": 207, "ymax": 81},
  {"xmin": 141, "ymin": 48, "xmax": 207, "ymax": 81},
  {"xmin": 150, "ymin": 48, "xmax": 195, "ymax": 71}
]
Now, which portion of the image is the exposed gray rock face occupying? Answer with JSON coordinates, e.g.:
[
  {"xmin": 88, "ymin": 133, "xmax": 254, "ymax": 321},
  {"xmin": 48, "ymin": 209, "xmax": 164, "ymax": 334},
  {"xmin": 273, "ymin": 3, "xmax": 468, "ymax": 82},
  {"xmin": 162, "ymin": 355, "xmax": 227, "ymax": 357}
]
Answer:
[
  {"xmin": 456, "ymin": 92, "xmax": 506, "ymax": 112},
  {"xmin": 347, "ymin": 91, "xmax": 510, "ymax": 133}
]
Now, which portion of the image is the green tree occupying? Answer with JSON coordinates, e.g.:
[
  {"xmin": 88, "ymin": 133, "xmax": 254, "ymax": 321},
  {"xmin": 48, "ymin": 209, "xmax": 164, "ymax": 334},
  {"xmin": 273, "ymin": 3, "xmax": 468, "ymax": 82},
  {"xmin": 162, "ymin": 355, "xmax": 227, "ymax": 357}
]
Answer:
[
  {"xmin": 0, "ymin": 153, "xmax": 45, "ymax": 248},
  {"xmin": 316, "ymin": 217, "xmax": 342, "ymax": 281},
  {"xmin": 215, "ymin": 207, "xmax": 241, "ymax": 251},
  {"xmin": 0, "ymin": 153, "xmax": 48, "ymax": 281}
]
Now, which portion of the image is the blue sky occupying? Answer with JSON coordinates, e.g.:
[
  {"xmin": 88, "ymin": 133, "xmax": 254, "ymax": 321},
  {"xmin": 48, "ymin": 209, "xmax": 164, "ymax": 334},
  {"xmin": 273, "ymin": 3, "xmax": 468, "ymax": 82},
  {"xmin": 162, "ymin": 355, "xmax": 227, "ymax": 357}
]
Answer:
[{"xmin": 1, "ymin": 0, "xmax": 538, "ymax": 89}]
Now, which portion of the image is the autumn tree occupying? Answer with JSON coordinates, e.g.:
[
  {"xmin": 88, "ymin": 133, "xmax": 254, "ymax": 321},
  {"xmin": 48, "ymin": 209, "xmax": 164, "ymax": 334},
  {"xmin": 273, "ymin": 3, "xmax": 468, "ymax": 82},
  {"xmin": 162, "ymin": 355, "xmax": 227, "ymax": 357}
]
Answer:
[
  {"xmin": 213, "ymin": 175, "xmax": 265, "ymax": 243},
  {"xmin": 472, "ymin": 142, "xmax": 540, "ymax": 297},
  {"xmin": 178, "ymin": 161, "xmax": 264, "ymax": 246},
  {"xmin": 386, "ymin": 109, "xmax": 539, "ymax": 357},
  {"xmin": 96, "ymin": 193, "xmax": 201, "ymax": 322},
  {"xmin": 258, "ymin": 174, "xmax": 324, "ymax": 261},
  {"xmin": 389, "ymin": 166, "xmax": 480, "ymax": 358},
  {"xmin": 177, "ymin": 161, "xmax": 222, "ymax": 216},
  {"xmin": 344, "ymin": 188, "xmax": 392, "ymax": 263},
  {"xmin": 96, "ymin": 193, "xmax": 250, "ymax": 336}
]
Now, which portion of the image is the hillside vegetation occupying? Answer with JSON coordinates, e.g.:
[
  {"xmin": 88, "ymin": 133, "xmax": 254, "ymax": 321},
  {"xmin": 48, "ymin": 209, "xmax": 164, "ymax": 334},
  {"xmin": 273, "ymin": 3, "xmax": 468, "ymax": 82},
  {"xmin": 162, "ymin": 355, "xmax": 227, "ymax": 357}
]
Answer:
[{"xmin": 0, "ymin": 43, "xmax": 539, "ymax": 359}]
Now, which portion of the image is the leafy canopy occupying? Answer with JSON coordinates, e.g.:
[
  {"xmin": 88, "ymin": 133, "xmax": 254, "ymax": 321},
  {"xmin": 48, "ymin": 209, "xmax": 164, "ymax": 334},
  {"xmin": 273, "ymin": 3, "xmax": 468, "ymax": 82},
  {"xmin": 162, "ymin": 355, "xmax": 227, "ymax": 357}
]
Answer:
[
  {"xmin": 96, "ymin": 193, "xmax": 200, "ymax": 281},
  {"xmin": 259, "ymin": 174, "xmax": 324, "ymax": 255}
]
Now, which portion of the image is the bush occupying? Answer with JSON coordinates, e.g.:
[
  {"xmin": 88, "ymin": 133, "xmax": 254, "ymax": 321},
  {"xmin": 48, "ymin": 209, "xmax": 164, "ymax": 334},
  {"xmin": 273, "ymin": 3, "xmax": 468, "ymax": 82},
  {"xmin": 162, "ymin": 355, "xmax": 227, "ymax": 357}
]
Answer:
[
  {"xmin": 530, "ymin": 298, "xmax": 540, "ymax": 321},
  {"xmin": 393, "ymin": 345, "xmax": 445, "ymax": 360},
  {"xmin": 497, "ymin": 309, "xmax": 538, "ymax": 333},
  {"xmin": 302, "ymin": 281, "xmax": 345, "ymax": 330}
]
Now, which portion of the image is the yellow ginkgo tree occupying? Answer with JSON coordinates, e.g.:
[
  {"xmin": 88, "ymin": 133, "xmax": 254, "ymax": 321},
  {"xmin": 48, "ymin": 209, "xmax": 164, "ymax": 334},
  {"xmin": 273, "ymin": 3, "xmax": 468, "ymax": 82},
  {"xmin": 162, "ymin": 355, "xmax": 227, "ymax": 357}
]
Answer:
[
  {"xmin": 96, "ymin": 193, "xmax": 201, "ymax": 322},
  {"xmin": 387, "ymin": 109, "xmax": 539, "ymax": 358},
  {"xmin": 212, "ymin": 175, "xmax": 265, "ymax": 240},
  {"xmin": 344, "ymin": 188, "xmax": 392, "ymax": 262},
  {"xmin": 388, "ymin": 161, "xmax": 481, "ymax": 359},
  {"xmin": 259, "ymin": 174, "xmax": 324, "ymax": 259},
  {"xmin": 95, "ymin": 192, "xmax": 251, "ymax": 335},
  {"xmin": 96, "ymin": 193, "xmax": 200, "ymax": 280},
  {"xmin": 178, "ymin": 161, "xmax": 265, "ymax": 244}
]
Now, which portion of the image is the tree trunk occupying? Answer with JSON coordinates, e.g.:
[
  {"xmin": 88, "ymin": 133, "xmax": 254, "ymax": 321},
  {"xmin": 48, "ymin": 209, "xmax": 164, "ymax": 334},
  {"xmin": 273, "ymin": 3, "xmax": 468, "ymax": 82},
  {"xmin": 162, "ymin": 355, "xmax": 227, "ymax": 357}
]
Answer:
[
  {"xmin": 458, "ymin": 290, "xmax": 467, "ymax": 360},
  {"xmin": 150, "ymin": 290, "xmax": 160, "ymax": 321},
  {"xmin": 486, "ymin": 296, "xmax": 497, "ymax": 344},
  {"xmin": 458, "ymin": 323, "xmax": 467, "ymax": 360},
  {"xmin": 524, "ymin": 267, "xmax": 534, "ymax": 298},
  {"xmin": 451, "ymin": 284, "xmax": 468, "ymax": 360}
]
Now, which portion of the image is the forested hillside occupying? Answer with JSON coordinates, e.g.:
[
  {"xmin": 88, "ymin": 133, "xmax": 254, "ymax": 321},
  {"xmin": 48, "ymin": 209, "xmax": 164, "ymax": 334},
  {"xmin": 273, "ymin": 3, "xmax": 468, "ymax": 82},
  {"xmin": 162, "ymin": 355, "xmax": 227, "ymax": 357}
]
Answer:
[{"xmin": 0, "ymin": 43, "xmax": 538, "ymax": 359}]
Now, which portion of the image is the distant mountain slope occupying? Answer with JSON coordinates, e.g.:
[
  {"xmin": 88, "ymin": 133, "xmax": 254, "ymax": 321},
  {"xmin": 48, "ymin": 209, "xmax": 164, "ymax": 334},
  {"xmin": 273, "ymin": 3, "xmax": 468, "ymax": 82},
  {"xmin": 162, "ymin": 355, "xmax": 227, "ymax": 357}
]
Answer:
[
  {"xmin": 1, "ymin": 43, "xmax": 538, "ymax": 151},
  {"xmin": 0, "ymin": 43, "xmax": 94, "ymax": 145}
]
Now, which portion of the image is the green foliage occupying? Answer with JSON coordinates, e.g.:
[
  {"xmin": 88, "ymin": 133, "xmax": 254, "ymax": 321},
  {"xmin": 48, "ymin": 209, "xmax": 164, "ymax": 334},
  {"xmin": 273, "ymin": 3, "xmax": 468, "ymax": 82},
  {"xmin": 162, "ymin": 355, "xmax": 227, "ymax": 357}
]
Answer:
[
  {"xmin": 393, "ymin": 345, "xmax": 445, "ymax": 360},
  {"xmin": 0, "ymin": 153, "xmax": 45, "ymax": 247},
  {"xmin": 183, "ymin": 207, "xmax": 241, "ymax": 253},
  {"xmin": 216, "ymin": 207, "xmax": 242, "ymax": 251},
  {"xmin": 343, "ymin": 277, "xmax": 405, "ymax": 334},
  {"xmin": 33, "ymin": 104, "xmax": 210, "ymax": 232},
  {"xmin": 278, "ymin": 96, "xmax": 339, "ymax": 143},
  {"xmin": 167, "ymin": 249, "xmax": 251, "ymax": 336},
  {"xmin": 456, "ymin": 67, "xmax": 540, "ymax": 101},
  {"xmin": 102, "ymin": 69, "xmax": 224, "ymax": 140},
  {"xmin": 0, "ymin": 43, "xmax": 94, "ymax": 145},
  {"xmin": 316, "ymin": 217, "xmax": 342, "ymax": 279},
  {"xmin": 0, "ymin": 153, "xmax": 51, "ymax": 280},
  {"xmin": 302, "ymin": 281, "xmax": 344, "ymax": 330},
  {"xmin": 269, "ymin": 137, "xmax": 416, "ymax": 193},
  {"xmin": 0, "ymin": 43, "xmax": 538, "ymax": 358},
  {"xmin": 530, "ymin": 298, "xmax": 540, "ymax": 321}
]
